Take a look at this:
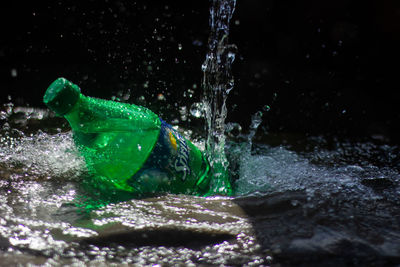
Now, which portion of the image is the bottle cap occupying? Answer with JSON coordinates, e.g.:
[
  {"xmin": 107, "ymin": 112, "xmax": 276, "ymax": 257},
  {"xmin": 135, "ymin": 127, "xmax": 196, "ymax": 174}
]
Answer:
[{"xmin": 43, "ymin": 77, "xmax": 81, "ymax": 116}]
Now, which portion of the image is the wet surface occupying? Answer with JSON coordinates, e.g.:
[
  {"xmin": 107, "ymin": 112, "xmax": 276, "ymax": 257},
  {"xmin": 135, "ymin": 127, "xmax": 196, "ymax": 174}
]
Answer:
[{"xmin": 1, "ymin": 107, "xmax": 400, "ymax": 266}]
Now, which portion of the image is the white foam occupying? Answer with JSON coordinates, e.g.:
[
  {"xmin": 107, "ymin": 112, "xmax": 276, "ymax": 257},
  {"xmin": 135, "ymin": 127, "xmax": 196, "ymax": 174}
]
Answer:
[{"xmin": 0, "ymin": 131, "xmax": 85, "ymax": 180}]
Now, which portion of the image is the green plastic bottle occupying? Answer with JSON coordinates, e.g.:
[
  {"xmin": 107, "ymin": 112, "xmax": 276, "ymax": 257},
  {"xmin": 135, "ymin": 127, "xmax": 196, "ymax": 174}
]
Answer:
[{"xmin": 43, "ymin": 77, "xmax": 232, "ymax": 197}]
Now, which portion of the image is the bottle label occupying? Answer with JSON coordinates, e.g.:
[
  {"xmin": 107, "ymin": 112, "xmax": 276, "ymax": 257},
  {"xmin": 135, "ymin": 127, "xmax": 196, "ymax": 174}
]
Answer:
[
  {"xmin": 127, "ymin": 119, "xmax": 200, "ymax": 193},
  {"xmin": 161, "ymin": 120, "xmax": 191, "ymax": 181}
]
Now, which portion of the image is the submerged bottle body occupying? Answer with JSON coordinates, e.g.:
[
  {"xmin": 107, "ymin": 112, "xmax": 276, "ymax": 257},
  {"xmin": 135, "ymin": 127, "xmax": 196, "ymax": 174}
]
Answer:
[{"xmin": 44, "ymin": 78, "xmax": 214, "ymax": 196}]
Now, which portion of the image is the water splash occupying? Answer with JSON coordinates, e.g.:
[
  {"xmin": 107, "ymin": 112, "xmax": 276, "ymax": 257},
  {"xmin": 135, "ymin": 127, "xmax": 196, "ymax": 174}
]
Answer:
[
  {"xmin": 0, "ymin": 131, "xmax": 85, "ymax": 181},
  {"xmin": 1, "ymin": 104, "xmax": 400, "ymax": 265},
  {"xmin": 202, "ymin": 0, "xmax": 237, "ymax": 194}
]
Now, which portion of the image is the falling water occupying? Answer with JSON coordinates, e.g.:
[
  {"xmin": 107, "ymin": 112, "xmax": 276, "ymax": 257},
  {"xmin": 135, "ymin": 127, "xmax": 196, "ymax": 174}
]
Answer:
[{"xmin": 202, "ymin": 0, "xmax": 237, "ymax": 191}]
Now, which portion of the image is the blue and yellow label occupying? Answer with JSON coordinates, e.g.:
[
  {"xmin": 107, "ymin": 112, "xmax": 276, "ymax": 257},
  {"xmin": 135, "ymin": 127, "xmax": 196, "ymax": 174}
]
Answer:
[
  {"xmin": 160, "ymin": 120, "xmax": 191, "ymax": 181},
  {"xmin": 129, "ymin": 119, "xmax": 192, "ymax": 186},
  {"xmin": 168, "ymin": 131, "xmax": 177, "ymax": 151},
  {"xmin": 126, "ymin": 119, "xmax": 213, "ymax": 196}
]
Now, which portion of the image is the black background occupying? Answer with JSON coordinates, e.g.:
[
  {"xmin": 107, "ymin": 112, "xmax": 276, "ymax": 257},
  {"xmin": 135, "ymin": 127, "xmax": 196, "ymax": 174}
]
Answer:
[{"xmin": 1, "ymin": 0, "xmax": 400, "ymax": 142}]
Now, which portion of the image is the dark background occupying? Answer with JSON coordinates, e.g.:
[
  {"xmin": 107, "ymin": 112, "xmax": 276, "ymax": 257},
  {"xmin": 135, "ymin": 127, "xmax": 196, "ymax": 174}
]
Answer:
[{"xmin": 1, "ymin": 0, "xmax": 400, "ymax": 142}]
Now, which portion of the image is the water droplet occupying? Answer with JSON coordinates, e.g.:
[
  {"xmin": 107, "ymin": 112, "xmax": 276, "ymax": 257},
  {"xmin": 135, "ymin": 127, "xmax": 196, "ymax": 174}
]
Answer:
[
  {"xmin": 157, "ymin": 93, "xmax": 166, "ymax": 101},
  {"xmin": 122, "ymin": 89, "xmax": 131, "ymax": 101},
  {"xmin": 227, "ymin": 52, "xmax": 236, "ymax": 64},
  {"xmin": 186, "ymin": 89, "xmax": 194, "ymax": 98},
  {"xmin": 179, "ymin": 106, "xmax": 187, "ymax": 121},
  {"xmin": 291, "ymin": 199, "xmax": 299, "ymax": 206},
  {"xmin": 11, "ymin": 69, "xmax": 17, "ymax": 77},
  {"xmin": 225, "ymin": 122, "xmax": 242, "ymax": 137},
  {"xmin": 201, "ymin": 62, "xmax": 207, "ymax": 72},
  {"xmin": 190, "ymin": 102, "xmax": 204, "ymax": 118},
  {"xmin": 192, "ymin": 40, "xmax": 203, "ymax": 46}
]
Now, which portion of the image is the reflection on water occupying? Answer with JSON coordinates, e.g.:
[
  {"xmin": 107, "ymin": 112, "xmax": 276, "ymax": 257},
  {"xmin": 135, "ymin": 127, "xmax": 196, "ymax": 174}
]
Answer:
[{"xmin": 1, "ymin": 106, "xmax": 400, "ymax": 265}]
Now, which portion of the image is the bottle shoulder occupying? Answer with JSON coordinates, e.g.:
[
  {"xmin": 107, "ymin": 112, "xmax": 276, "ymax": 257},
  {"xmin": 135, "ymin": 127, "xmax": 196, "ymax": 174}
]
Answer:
[
  {"xmin": 81, "ymin": 95, "xmax": 159, "ymax": 121},
  {"xmin": 65, "ymin": 95, "xmax": 161, "ymax": 134}
]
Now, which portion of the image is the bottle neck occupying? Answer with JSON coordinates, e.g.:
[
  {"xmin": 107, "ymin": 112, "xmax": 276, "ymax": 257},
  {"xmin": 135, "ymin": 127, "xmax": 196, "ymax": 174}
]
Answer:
[
  {"xmin": 63, "ymin": 94, "xmax": 86, "ymax": 132},
  {"xmin": 43, "ymin": 78, "xmax": 81, "ymax": 116}
]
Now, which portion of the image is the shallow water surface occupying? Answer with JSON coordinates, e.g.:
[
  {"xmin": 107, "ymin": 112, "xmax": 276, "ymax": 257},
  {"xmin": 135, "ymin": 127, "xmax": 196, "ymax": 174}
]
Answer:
[{"xmin": 1, "ymin": 106, "xmax": 400, "ymax": 266}]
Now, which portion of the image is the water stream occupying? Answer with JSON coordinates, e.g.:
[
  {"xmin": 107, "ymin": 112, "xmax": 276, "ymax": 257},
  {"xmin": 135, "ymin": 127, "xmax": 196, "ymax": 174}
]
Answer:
[
  {"xmin": 200, "ymin": 0, "xmax": 237, "ymax": 196},
  {"xmin": 202, "ymin": 0, "xmax": 236, "ymax": 161}
]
